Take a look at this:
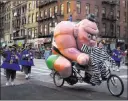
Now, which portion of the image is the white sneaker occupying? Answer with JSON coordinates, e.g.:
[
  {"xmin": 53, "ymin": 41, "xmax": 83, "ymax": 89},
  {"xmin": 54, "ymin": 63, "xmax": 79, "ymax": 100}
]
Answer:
[
  {"xmin": 116, "ymin": 69, "xmax": 120, "ymax": 72},
  {"xmin": 6, "ymin": 82, "xmax": 9, "ymax": 86},
  {"xmin": 25, "ymin": 75, "xmax": 29, "ymax": 79},
  {"xmin": 11, "ymin": 82, "xmax": 15, "ymax": 86}
]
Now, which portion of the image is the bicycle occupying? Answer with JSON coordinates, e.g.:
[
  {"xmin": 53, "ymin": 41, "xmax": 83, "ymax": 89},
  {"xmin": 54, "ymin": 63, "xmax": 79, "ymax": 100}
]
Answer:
[{"xmin": 53, "ymin": 61, "xmax": 124, "ymax": 97}]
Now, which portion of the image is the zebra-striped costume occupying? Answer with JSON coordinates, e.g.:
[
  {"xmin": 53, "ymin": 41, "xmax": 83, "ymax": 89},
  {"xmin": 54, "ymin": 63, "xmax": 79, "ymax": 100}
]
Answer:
[{"xmin": 81, "ymin": 44, "xmax": 116, "ymax": 85}]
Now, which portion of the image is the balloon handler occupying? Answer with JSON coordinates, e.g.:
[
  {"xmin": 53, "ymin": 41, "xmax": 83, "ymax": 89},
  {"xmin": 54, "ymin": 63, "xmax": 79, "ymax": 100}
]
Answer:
[
  {"xmin": 0, "ymin": 44, "xmax": 20, "ymax": 86},
  {"xmin": 20, "ymin": 44, "xmax": 34, "ymax": 79}
]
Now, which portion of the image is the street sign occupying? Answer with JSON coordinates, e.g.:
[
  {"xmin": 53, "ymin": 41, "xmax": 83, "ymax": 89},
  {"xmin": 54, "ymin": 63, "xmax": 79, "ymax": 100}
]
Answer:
[{"xmin": 18, "ymin": 42, "xmax": 22, "ymax": 47}]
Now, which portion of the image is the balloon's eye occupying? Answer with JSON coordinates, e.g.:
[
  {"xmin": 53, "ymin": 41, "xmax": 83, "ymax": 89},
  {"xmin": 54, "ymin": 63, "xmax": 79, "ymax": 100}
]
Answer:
[
  {"xmin": 88, "ymin": 33, "xmax": 97, "ymax": 41},
  {"xmin": 88, "ymin": 34, "xmax": 92, "ymax": 39}
]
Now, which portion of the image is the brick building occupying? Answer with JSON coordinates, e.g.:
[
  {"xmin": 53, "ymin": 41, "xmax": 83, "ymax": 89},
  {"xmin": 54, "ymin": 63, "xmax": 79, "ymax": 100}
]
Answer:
[
  {"xmin": 0, "ymin": 0, "xmax": 128, "ymax": 49},
  {"xmin": 36, "ymin": 0, "xmax": 58, "ymax": 48},
  {"xmin": 37, "ymin": 0, "xmax": 128, "ymax": 50}
]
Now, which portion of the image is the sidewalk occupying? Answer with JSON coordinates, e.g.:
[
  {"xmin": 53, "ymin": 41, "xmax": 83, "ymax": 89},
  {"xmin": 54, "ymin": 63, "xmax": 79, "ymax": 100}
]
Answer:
[{"xmin": 1, "ymin": 80, "xmax": 126, "ymax": 100}]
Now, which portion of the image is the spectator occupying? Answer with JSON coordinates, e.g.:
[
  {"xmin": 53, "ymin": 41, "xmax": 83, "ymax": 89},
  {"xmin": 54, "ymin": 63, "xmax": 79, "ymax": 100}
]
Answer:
[
  {"xmin": 112, "ymin": 46, "xmax": 123, "ymax": 72},
  {"xmin": 125, "ymin": 48, "xmax": 128, "ymax": 66},
  {"xmin": 44, "ymin": 47, "xmax": 52, "ymax": 61}
]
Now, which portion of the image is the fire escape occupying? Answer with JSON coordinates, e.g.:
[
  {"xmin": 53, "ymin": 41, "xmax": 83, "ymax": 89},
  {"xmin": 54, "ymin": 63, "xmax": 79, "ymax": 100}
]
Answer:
[
  {"xmin": 101, "ymin": 0, "xmax": 117, "ymax": 39},
  {"xmin": 36, "ymin": 0, "xmax": 58, "ymax": 38}
]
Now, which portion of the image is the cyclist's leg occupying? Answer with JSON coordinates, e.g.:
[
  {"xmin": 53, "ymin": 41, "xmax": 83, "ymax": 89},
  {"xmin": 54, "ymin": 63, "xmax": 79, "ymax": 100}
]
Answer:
[{"xmin": 46, "ymin": 54, "xmax": 72, "ymax": 78}]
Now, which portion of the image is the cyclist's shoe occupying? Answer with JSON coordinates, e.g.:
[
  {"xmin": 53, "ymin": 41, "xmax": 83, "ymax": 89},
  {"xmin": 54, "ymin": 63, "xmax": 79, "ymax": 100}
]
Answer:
[
  {"xmin": 83, "ymin": 73, "xmax": 93, "ymax": 84},
  {"xmin": 102, "ymin": 77, "xmax": 108, "ymax": 81}
]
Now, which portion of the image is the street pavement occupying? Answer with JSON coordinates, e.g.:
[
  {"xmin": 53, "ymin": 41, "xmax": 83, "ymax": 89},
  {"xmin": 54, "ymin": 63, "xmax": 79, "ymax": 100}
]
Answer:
[{"xmin": 1, "ymin": 59, "xmax": 128, "ymax": 100}]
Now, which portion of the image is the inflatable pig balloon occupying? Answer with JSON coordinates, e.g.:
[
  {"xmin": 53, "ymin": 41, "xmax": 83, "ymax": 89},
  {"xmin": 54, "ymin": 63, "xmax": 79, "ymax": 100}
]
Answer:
[{"xmin": 46, "ymin": 14, "xmax": 99, "ymax": 78}]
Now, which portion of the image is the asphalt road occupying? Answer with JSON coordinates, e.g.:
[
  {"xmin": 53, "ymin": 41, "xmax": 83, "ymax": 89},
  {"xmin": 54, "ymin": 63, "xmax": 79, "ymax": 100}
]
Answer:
[{"xmin": 1, "ymin": 59, "xmax": 128, "ymax": 100}]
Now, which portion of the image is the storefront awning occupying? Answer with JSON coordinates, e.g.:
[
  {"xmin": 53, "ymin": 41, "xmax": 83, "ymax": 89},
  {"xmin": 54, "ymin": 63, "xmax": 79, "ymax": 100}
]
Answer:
[{"xmin": 28, "ymin": 38, "xmax": 52, "ymax": 44}]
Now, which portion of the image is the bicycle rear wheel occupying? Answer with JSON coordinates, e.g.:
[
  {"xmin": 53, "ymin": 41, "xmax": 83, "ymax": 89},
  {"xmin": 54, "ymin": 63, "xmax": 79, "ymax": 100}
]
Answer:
[
  {"xmin": 53, "ymin": 72, "xmax": 64, "ymax": 87},
  {"xmin": 107, "ymin": 74, "xmax": 124, "ymax": 97}
]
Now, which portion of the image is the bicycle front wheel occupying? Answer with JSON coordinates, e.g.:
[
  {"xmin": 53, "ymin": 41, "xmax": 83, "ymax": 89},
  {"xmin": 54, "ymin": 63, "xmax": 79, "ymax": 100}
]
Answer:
[
  {"xmin": 53, "ymin": 72, "xmax": 64, "ymax": 87},
  {"xmin": 107, "ymin": 74, "xmax": 124, "ymax": 97}
]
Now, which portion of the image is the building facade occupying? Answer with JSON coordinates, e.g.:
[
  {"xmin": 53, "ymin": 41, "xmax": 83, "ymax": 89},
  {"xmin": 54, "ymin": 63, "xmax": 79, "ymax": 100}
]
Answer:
[
  {"xmin": 0, "ymin": 1, "xmax": 5, "ymax": 45},
  {"xmin": 37, "ymin": 0, "xmax": 128, "ymax": 50},
  {"xmin": 12, "ymin": 1, "xmax": 27, "ymax": 46},
  {"xmin": 36, "ymin": 0, "xmax": 58, "ymax": 48},
  {"xmin": 25, "ymin": 1, "xmax": 39, "ymax": 48},
  {"xmin": 0, "ymin": 0, "xmax": 128, "ymax": 49},
  {"xmin": 0, "ymin": 1, "xmax": 13, "ymax": 46}
]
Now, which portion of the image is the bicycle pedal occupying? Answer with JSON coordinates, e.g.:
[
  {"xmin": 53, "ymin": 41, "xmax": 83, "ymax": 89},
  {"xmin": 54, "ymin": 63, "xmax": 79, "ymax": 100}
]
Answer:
[{"xmin": 78, "ymin": 78, "xmax": 83, "ymax": 83}]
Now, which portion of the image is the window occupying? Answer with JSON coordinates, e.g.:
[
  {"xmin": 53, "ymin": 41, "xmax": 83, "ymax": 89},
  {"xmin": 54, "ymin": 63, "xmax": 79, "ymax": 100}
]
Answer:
[
  {"xmin": 96, "ymin": 22, "xmax": 99, "ymax": 29},
  {"xmin": 124, "ymin": 26, "xmax": 127, "ymax": 35},
  {"xmin": 85, "ymin": 4, "xmax": 90, "ymax": 17},
  {"xmin": 28, "ymin": 15, "xmax": 31, "ymax": 23},
  {"xmin": 40, "ymin": 25, "xmax": 43, "ymax": 33},
  {"xmin": 36, "ymin": 12, "xmax": 39, "ymax": 21},
  {"xmin": 67, "ymin": 1, "xmax": 71, "ymax": 13},
  {"xmin": 123, "ymin": 0, "xmax": 127, "ymax": 8},
  {"xmin": 17, "ymin": 19, "xmax": 20, "ymax": 27},
  {"xmin": 110, "ymin": 24, "xmax": 114, "ymax": 33},
  {"xmin": 50, "ymin": 8, "xmax": 52, "ymax": 17},
  {"xmin": 102, "ymin": 7, "xmax": 106, "ymax": 17},
  {"xmin": 117, "ymin": 25, "xmax": 120, "ymax": 37},
  {"xmin": 32, "ymin": 29, "xmax": 34, "ymax": 39},
  {"xmin": 102, "ymin": 23, "xmax": 106, "ymax": 34},
  {"xmin": 22, "ymin": 6, "xmax": 26, "ymax": 14},
  {"xmin": 28, "ymin": 28, "xmax": 32, "ymax": 36},
  {"xmin": 10, "ymin": 34, "xmax": 13, "ymax": 40},
  {"xmin": 117, "ymin": 10, "xmax": 120, "ymax": 20},
  {"xmin": 54, "ymin": 6, "xmax": 58, "ymax": 14},
  {"xmin": 44, "ymin": 25, "xmax": 47, "ymax": 35},
  {"xmin": 110, "ymin": 10, "xmax": 114, "ymax": 16},
  {"xmin": 34, "ymin": 28, "xmax": 37, "ymax": 38},
  {"xmin": 94, "ymin": 6, "xmax": 99, "ymax": 17},
  {"xmin": 49, "ymin": 23, "xmax": 52, "ymax": 33},
  {"xmin": 124, "ymin": 12, "xmax": 126, "ymax": 22},
  {"xmin": 60, "ymin": 4, "xmax": 64, "ymax": 15},
  {"xmin": 21, "ymin": 29, "xmax": 25, "ymax": 36},
  {"xmin": 76, "ymin": 1, "xmax": 81, "ymax": 14},
  {"xmin": 44, "ymin": 9, "xmax": 47, "ymax": 17},
  {"xmin": 41, "ymin": 11, "xmax": 44, "ymax": 18},
  {"xmin": 55, "ymin": 22, "xmax": 57, "ymax": 26},
  {"xmin": 32, "ymin": 1, "xmax": 34, "ymax": 9},
  {"xmin": 22, "ymin": 17, "xmax": 26, "ymax": 25},
  {"xmin": 29, "ymin": 3, "xmax": 31, "ymax": 10},
  {"xmin": 34, "ymin": 1, "xmax": 36, "ymax": 8},
  {"xmin": 32, "ymin": 13, "xmax": 34, "ymax": 23}
]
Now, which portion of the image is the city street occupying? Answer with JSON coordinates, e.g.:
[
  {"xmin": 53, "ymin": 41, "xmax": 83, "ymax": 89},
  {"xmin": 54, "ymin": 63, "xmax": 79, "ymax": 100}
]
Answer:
[
  {"xmin": 0, "ymin": 0, "xmax": 128, "ymax": 100},
  {"xmin": 1, "ymin": 59, "xmax": 128, "ymax": 100}
]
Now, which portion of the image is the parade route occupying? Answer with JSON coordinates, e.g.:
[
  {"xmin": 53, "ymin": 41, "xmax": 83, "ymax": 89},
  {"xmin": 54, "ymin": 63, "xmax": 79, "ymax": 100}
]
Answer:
[
  {"xmin": 1, "ymin": 59, "xmax": 128, "ymax": 99},
  {"xmin": 1, "ymin": 79, "xmax": 127, "ymax": 100}
]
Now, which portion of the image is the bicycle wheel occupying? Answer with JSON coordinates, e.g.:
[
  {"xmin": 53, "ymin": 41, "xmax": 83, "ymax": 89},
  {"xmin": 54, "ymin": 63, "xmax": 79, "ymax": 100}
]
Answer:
[
  {"xmin": 107, "ymin": 74, "xmax": 124, "ymax": 97},
  {"xmin": 53, "ymin": 72, "xmax": 64, "ymax": 87}
]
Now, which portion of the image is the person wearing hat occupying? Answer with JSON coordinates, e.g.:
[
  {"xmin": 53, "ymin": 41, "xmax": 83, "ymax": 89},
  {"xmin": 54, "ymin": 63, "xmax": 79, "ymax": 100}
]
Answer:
[
  {"xmin": 20, "ymin": 44, "xmax": 34, "ymax": 79},
  {"xmin": 0, "ymin": 45, "xmax": 8, "ymax": 76},
  {"xmin": 1, "ymin": 44, "xmax": 20, "ymax": 86},
  {"xmin": 112, "ymin": 46, "xmax": 123, "ymax": 72}
]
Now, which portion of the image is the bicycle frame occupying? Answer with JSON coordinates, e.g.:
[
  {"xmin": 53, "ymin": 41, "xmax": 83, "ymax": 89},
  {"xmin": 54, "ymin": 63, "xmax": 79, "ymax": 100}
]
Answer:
[{"xmin": 71, "ymin": 62, "xmax": 112, "ymax": 83}]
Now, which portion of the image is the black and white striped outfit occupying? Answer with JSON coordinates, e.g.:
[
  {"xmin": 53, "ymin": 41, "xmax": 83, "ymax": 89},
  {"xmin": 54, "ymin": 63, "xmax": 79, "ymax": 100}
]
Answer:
[{"xmin": 81, "ymin": 44, "xmax": 116, "ymax": 85}]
